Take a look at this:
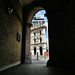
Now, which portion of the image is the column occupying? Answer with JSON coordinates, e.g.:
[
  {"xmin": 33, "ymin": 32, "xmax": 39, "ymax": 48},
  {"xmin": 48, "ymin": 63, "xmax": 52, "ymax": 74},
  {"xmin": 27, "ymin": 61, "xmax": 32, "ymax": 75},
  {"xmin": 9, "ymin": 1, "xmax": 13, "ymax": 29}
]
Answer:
[
  {"xmin": 25, "ymin": 23, "xmax": 32, "ymax": 63},
  {"xmin": 46, "ymin": 13, "xmax": 54, "ymax": 66}
]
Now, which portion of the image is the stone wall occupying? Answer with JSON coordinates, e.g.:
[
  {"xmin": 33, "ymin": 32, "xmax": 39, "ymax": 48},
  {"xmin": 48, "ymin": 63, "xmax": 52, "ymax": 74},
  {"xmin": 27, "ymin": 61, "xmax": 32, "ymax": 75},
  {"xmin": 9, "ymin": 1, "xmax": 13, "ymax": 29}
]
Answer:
[
  {"xmin": 47, "ymin": 0, "xmax": 75, "ymax": 67},
  {"xmin": 31, "ymin": 27, "xmax": 47, "ymax": 55},
  {"xmin": 0, "ymin": 0, "xmax": 22, "ymax": 67}
]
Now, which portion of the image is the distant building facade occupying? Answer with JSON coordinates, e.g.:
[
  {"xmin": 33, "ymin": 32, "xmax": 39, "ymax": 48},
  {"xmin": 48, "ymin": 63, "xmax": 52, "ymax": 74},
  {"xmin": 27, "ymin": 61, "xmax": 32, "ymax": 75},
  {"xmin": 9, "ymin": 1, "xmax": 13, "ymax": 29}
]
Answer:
[{"xmin": 30, "ymin": 16, "xmax": 47, "ymax": 56}]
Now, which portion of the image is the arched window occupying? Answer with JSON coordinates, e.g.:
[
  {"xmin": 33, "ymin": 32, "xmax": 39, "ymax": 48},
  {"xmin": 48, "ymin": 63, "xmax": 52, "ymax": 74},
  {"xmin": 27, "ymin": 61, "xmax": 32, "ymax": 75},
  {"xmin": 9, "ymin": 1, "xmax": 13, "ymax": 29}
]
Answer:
[
  {"xmin": 40, "ymin": 38, "xmax": 42, "ymax": 43},
  {"xmin": 34, "ymin": 39, "xmax": 36, "ymax": 43},
  {"xmin": 34, "ymin": 32, "xmax": 36, "ymax": 36},
  {"xmin": 40, "ymin": 31, "xmax": 41, "ymax": 35}
]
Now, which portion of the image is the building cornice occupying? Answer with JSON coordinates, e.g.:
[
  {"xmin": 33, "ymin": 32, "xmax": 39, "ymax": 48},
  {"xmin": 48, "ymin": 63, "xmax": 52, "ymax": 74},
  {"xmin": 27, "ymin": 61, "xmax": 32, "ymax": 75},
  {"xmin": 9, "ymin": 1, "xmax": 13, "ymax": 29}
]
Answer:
[
  {"xmin": 31, "ymin": 34, "xmax": 46, "ymax": 37},
  {"xmin": 30, "ymin": 25, "xmax": 47, "ymax": 31},
  {"xmin": 31, "ymin": 42, "xmax": 47, "ymax": 45}
]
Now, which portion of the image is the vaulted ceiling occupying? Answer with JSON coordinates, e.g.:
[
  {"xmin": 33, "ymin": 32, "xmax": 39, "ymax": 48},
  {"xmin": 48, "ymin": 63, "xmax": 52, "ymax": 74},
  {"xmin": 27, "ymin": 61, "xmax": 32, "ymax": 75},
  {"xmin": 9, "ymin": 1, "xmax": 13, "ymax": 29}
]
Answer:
[
  {"xmin": 19, "ymin": 0, "xmax": 35, "ymax": 6},
  {"xmin": 19, "ymin": 0, "xmax": 66, "ymax": 6},
  {"xmin": 19, "ymin": 0, "xmax": 67, "ymax": 13}
]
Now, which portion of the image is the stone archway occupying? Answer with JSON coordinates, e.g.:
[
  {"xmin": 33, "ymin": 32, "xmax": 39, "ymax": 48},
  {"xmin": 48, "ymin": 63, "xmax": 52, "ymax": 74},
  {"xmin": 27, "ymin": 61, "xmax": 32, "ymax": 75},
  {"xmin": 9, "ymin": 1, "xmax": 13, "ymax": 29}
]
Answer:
[{"xmin": 24, "ymin": 6, "xmax": 47, "ymax": 63}]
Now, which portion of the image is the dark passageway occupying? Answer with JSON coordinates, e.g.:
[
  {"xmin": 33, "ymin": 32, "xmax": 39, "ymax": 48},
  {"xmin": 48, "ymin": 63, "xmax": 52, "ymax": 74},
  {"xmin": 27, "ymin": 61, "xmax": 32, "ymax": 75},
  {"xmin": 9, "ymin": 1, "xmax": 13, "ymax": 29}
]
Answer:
[{"xmin": 0, "ymin": 0, "xmax": 75, "ymax": 75}]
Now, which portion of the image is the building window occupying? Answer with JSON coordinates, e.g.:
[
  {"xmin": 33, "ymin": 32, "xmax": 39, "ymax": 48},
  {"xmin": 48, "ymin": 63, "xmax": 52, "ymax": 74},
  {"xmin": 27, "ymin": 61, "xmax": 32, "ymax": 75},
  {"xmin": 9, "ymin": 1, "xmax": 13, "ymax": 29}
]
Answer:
[
  {"xmin": 42, "ymin": 21, "xmax": 44, "ymax": 24},
  {"xmin": 33, "ymin": 21, "xmax": 38, "ymax": 25},
  {"xmin": 40, "ymin": 31, "xmax": 41, "ymax": 35},
  {"xmin": 40, "ymin": 38, "xmax": 42, "ymax": 43},
  {"xmin": 34, "ymin": 39, "xmax": 36, "ymax": 43},
  {"xmin": 34, "ymin": 32, "xmax": 36, "ymax": 36}
]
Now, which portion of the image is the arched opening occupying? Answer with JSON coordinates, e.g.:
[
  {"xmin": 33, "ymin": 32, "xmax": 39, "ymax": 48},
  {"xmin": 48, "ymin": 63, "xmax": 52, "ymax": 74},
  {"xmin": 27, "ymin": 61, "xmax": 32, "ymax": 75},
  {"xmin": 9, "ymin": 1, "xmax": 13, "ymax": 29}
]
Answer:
[
  {"xmin": 40, "ymin": 47, "xmax": 42, "ymax": 55},
  {"xmin": 25, "ymin": 6, "xmax": 49, "ymax": 64},
  {"xmin": 40, "ymin": 31, "xmax": 41, "ymax": 35},
  {"xmin": 34, "ymin": 47, "xmax": 36, "ymax": 55}
]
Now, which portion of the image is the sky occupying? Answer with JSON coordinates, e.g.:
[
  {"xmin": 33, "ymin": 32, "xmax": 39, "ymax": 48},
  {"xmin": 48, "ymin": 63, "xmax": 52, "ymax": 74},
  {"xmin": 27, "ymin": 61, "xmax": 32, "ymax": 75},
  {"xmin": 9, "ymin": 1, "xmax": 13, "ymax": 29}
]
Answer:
[{"xmin": 35, "ymin": 10, "xmax": 49, "ymax": 49}]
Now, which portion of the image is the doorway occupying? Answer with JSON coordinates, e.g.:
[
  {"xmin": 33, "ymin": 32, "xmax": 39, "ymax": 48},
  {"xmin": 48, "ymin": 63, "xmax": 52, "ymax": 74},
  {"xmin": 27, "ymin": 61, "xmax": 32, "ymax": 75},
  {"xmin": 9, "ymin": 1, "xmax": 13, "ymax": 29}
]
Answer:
[
  {"xmin": 25, "ymin": 6, "xmax": 49, "ymax": 64},
  {"xmin": 40, "ymin": 47, "xmax": 42, "ymax": 55},
  {"xmin": 30, "ymin": 9, "xmax": 49, "ymax": 63},
  {"xmin": 34, "ymin": 47, "xmax": 36, "ymax": 55}
]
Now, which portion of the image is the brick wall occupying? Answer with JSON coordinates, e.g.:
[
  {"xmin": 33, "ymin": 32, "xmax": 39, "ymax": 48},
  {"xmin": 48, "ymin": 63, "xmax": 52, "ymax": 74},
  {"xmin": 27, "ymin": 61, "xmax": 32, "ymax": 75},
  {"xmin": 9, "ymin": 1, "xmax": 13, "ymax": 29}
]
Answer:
[{"xmin": 0, "ymin": 0, "xmax": 22, "ymax": 67}]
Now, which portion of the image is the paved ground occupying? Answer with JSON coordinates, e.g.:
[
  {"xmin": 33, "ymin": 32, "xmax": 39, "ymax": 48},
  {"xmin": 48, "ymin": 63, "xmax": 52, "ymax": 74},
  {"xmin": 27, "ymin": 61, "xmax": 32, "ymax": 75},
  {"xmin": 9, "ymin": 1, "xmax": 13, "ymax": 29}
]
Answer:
[
  {"xmin": 0, "ymin": 59, "xmax": 75, "ymax": 75},
  {"xmin": 31, "ymin": 55, "xmax": 49, "ymax": 61},
  {"xmin": 32, "ymin": 59, "xmax": 47, "ymax": 64}
]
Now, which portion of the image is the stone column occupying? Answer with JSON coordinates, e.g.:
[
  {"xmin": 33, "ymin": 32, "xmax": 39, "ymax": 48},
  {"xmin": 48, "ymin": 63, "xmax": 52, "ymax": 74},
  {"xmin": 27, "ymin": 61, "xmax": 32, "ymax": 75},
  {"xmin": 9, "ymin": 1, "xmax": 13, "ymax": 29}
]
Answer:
[
  {"xmin": 46, "ymin": 13, "xmax": 54, "ymax": 66},
  {"xmin": 25, "ymin": 23, "xmax": 32, "ymax": 63},
  {"xmin": 47, "ymin": 7, "xmax": 73, "ymax": 67}
]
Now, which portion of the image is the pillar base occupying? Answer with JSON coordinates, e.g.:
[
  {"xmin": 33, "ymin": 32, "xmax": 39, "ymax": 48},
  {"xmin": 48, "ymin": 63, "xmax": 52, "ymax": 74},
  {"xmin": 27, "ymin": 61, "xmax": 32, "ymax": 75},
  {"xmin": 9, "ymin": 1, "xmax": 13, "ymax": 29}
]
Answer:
[
  {"xmin": 47, "ymin": 59, "xmax": 65, "ymax": 67},
  {"xmin": 25, "ymin": 57, "xmax": 32, "ymax": 64},
  {"xmin": 47, "ymin": 59, "xmax": 53, "ymax": 66},
  {"xmin": 47, "ymin": 59, "xmax": 75, "ymax": 69},
  {"xmin": 47, "ymin": 59, "xmax": 67, "ymax": 67}
]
